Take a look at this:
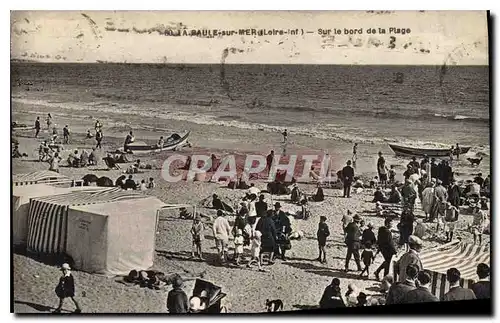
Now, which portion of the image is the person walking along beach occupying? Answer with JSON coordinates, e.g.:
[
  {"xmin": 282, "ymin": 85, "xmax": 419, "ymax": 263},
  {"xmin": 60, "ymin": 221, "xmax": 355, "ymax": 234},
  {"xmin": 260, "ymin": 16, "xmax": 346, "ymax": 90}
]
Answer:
[
  {"xmin": 377, "ymin": 152, "xmax": 388, "ymax": 187},
  {"xmin": 95, "ymin": 129, "xmax": 103, "ymax": 149},
  {"xmin": 212, "ymin": 210, "xmax": 232, "ymax": 264},
  {"xmin": 53, "ymin": 263, "xmax": 82, "ymax": 313},
  {"xmin": 344, "ymin": 214, "xmax": 363, "ymax": 272},
  {"xmin": 34, "ymin": 116, "xmax": 41, "ymax": 138},
  {"xmin": 374, "ymin": 218, "xmax": 397, "ymax": 280}
]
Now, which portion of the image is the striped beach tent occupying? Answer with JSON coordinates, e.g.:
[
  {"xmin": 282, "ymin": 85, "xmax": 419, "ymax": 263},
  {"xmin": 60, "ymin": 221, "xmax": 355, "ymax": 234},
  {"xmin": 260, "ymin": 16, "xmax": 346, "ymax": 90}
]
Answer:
[
  {"xmin": 12, "ymin": 170, "xmax": 69, "ymax": 186},
  {"xmin": 394, "ymin": 241, "xmax": 490, "ymax": 299},
  {"xmin": 26, "ymin": 187, "xmax": 147, "ymax": 255}
]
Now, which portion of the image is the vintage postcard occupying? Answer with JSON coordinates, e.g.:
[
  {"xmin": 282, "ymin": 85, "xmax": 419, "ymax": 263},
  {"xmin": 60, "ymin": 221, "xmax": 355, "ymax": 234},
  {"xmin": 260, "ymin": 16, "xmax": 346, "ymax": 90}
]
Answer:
[{"xmin": 11, "ymin": 10, "xmax": 490, "ymax": 314}]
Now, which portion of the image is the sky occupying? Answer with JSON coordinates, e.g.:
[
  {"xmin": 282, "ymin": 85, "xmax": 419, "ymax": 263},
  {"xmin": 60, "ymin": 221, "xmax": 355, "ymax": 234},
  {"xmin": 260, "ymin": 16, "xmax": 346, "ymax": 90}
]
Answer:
[{"xmin": 10, "ymin": 10, "xmax": 489, "ymax": 65}]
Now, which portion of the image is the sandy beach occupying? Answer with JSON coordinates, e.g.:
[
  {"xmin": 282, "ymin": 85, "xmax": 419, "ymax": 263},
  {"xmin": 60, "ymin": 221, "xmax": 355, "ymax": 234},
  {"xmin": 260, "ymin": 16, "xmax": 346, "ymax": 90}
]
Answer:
[{"xmin": 12, "ymin": 101, "xmax": 490, "ymax": 313}]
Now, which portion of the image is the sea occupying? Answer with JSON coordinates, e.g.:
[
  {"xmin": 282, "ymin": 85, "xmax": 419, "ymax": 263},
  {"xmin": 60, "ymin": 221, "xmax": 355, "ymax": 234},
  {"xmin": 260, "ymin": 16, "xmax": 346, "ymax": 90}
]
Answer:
[{"xmin": 11, "ymin": 63, "xmax": 490, "ymax": 152}]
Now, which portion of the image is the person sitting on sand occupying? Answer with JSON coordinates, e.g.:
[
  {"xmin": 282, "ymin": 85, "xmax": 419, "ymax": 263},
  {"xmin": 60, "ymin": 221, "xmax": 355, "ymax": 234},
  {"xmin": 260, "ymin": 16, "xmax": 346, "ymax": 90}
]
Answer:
[
  {"xmin": 212, "ymin": 194, "xmax": 224, "ymax": 210},
  {"xmin": 86, "ymin": 129, "xmax": 94, "ymax": 139},
  {"xmin": 49, "ymin": 152, "xmax": 62, "ymax": 173},
  {"xmin": 139, "ymin": 179, "xmax": 147, "ymax": 191},
  {"xmin": 319, "ymin": 278, "xmax": 346, "ymax": 309},
  {"xmin": 12, "ymin": 144, "xmax": 24, "ymax": 158},
  {"xmin": 88, "ymin": 148, "xmax": 97, "ymax": 166},
  {"xmin": 290, "ymin": 185, "xmax": 301, "ymax": 204},
  {"xmin": 370, "ymin": 176, "xmax": 379, "ymax": 188},
  {"xmin": 295, "ymin": 199, "xmax": 310, "ymax": 220},
  {"xmin": 67, "ymin": 150, "xmax": 79, "ymax": 168},
  {"xmin": 123, "ymin": 175, "xmax": 137, "ymax": 190},
  {"xmin": 372, "ymin": 187, "xmax": 387, "ymax": 203},
  {"xmin": 115, "ymin": 175, "xmax": 126, "ymax": 188},
  {"xmin": 309, "ymin": 165, "xmax": 320, "ymax": 181},
  {"xmin": 310, "ymin": 185, "xmax": 325, "ymax": 202},
  {"xmin": 77, "ymin": 150, "xmax": 87, "ymax": 167}
]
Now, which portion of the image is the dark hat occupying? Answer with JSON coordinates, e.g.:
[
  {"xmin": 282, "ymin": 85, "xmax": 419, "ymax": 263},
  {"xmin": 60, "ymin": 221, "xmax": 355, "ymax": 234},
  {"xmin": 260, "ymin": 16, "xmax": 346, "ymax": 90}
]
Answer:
[
  {"xmin": 353, "ymin": 214, "xmax": 361, "ymax": 222},
  {"xmin": 274, "ymin": 202, "xmax": 281, "ymax": 208}
]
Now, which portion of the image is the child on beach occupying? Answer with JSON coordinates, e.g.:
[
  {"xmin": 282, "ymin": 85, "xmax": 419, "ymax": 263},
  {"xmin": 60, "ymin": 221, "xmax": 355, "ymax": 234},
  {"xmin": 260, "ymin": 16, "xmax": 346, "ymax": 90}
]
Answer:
[
  {"xmin": 388, "ymin": 165, "xmax": 396, "ymax": 185},
  {"xmin": 471, "ymin": 206, "xmax": 487, "ymax": 246},
  {"xmin": 190, "ymin": 216, "xmax": 204, "ymax": 260},
  {"xmin": 147, "ymin": 177, "xmax": 156, "ymax": 189},
  {"xmin": 234, "ymin": 229, "xmax": 245, "ymax": 266},
  {"xmin": 139, "ymin": 180, "xmax": 147, "ymax": 191},
  {"xmin": 316, "ymin": 216, "xmax": 330, "ymax": 264},
  {"xmin": 54, "ymin": 263, "xmax": 82, "ymax": 313},
  {"xmin": 359, "ymin": 242, "xmax": 375, "ymax": 278},
  {"xmin": 248, "ymin": 230, "xmax": 265, "ymax": 272}
]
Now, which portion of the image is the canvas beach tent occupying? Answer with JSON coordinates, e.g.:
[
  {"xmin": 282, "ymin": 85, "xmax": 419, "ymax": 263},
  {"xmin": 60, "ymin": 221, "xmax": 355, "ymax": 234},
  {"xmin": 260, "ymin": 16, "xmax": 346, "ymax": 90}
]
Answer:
[
  {"xmin": 12, "ymin": 184, "xmax": 72, "ymax": 246},
  {"xmin": 12, "ymin": 170, "xmax": 77, "ymax": 187},
  {"xmin": 26, "ymin": 187, "xmax": 146, "ymax": 255},
  {"xmin": 67, "ymin": 196, "xmax": 167, "ymax": 276},
  {"xmin": 393, "ymin": 240, "xmax": 490, "ymax": 299}
]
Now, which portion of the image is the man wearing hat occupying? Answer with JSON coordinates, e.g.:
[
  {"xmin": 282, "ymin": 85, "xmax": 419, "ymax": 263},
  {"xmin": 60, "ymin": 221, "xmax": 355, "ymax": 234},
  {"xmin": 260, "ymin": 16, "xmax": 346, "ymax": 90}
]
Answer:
[
  {"xmin": 342, "ymin": 160, "xmax": 355, "ymax": 198},
  {"xmin": 54, "ymin": 263, "xmax": 82, "ymax": 313},
  {"xmin": 255, "ymin": 194, "xmax": 268, "ymax": 217},
  {"xmin": 430, "ymin": 179, "xmax": 448, "ymax": 223},
  {"xmin": 448, "ymin": 179, "xmax": 461, "ymax": 208},
  {"xmin": 344, "ymin": 214, "xmax": 363, "ymax": 272},
  {"xmin": 166, "ymin": 277, "xmax": 189, "ymax": 313},
  {"xmin": 255, "ymin": 209, "xmax": 277, "ymax": 265},
  {"xmin": 394, "ymin": 235, "xmax": 423, "ymax": 283},
  {"xmin": 212, "ymin": 209, "xmax": 232, "ymax": 264}
]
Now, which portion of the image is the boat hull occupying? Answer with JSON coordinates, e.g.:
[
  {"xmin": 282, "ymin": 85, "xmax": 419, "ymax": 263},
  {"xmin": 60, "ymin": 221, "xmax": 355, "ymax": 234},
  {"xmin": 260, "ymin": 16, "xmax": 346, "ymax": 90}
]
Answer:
[
  {"xmin": 127, "ymin": 131, "xmax": 190, "ymax": 155},
  {"xmin": 389, "ymin": 144, "xmax": 471, "ymax": 157}
]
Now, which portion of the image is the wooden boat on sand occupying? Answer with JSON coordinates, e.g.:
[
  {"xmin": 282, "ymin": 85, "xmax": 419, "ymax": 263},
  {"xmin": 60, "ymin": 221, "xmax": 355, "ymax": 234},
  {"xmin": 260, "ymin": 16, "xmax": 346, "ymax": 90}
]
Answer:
[
  {"xmin": 388, "ymin": 143, "xmax": 471, "ymax": 158},
  {"xmin": 126, "ymin": 131, "xmax": 190, "ymax": 155}
]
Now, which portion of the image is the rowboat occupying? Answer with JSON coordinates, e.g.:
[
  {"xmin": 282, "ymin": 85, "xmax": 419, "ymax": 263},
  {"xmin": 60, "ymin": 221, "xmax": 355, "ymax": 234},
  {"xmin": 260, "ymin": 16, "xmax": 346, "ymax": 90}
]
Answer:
[
  {"xmin": 126, "ymin": 131, "xmax": 190, "ymax": 155},
  {"xmin": 388, "ymin": 143, "xmax": 471, "ymax": 158}
]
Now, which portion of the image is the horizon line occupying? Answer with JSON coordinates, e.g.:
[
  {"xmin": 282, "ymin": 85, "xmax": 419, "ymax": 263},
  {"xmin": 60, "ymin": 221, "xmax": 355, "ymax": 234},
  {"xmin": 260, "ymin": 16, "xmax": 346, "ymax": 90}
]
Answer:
[{"xmin": 10, "ymin": 59, "xmax": 489, "ymax": 67}]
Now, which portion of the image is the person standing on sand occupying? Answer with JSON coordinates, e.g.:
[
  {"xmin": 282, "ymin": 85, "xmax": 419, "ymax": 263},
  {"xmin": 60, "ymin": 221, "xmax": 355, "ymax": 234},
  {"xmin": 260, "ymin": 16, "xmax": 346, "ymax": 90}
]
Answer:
[
  {"xmin": 374, "ymin": 218, "xmax": 397, "ymax": 280},
  {"xmin": 256, "ymin": 210, "xmax": 277, "ymax": 265},
  {"xmin": 53, "ymin": 263, "xmax": 82, "ymax": 313},
  {"xmin": 46, "ymin": 113, "xmax": 53, "ymax": 129},
  {"xmin": 255, "ymin": 194, "xmax": 268, "ymax": 218},
  {"xmin": 63, "ymin": 125, "xmax": 71, "ymax": 144},
  {"xmin": 352, "ymin": 143, "xmax": 358, "ymax": 166},
  {"xmin": 455, "ymin": 143, "xmax": 460, "ymax": 161},
  {"xmin": 95, "ymin": 120, "xmax": 102, "ymax": 132},
  {"xmin": 266, "ymin": 150, "xmax": 274, "ymax": 174},
  {"xmin": 394, "ymin": 235, "xmax": 423, "ymax": 283},
  {"xmin": 342, "ymin": 160, "xmax": 354, "ymax": 198},
  {"xmin": 344, "ymin": 214, "xmax": 363, "ymax": 272},
  {"xmin": 282, "ymin": 129, "xmax": 288, "ymax": 143},
  {"xmin": 316, "ymin": 215, "xmax": 330, "ymax": 264},
  {"xmin": 95, "ymin": 129, "xmax": 103, "ymax": 149},
  {"xmin": 34, "ymin": 116, "xmax": 41, "ymax": 138},
  {"xmin": 377, "ymin": 152, "xmax": 388, "ymax": 187},
  {"xmin": 212, "ymin": 210, "xmax": 232, "ymax": 264}
]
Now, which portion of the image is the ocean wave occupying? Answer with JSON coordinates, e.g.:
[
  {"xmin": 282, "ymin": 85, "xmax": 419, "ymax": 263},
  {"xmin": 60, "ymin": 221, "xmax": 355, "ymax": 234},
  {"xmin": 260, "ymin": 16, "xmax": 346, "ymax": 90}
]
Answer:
[
  {"xmin": 434, "ymin": 113, "xmax": 489, "ymax": 123},
  {"xmin": 12, "ymin": 97, "xmax": 489, "ymax": 150}
]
